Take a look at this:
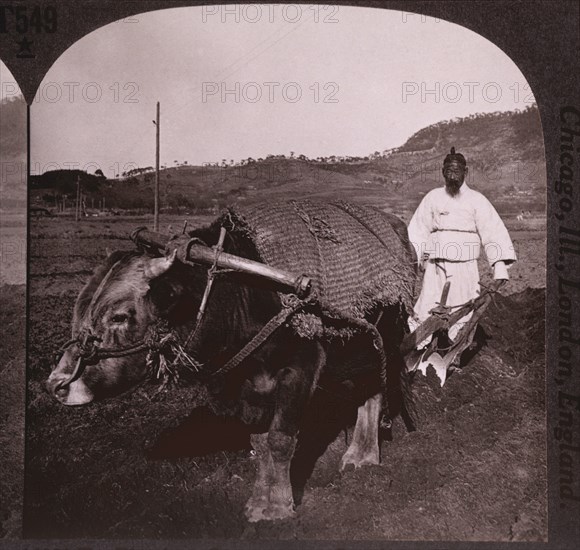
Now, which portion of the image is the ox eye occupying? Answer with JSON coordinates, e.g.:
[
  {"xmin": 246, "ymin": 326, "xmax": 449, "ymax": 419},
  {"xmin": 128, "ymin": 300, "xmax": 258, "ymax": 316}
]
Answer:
[{"xmin": 111, "ymin": 313, "xmax": 128, "ymax": 324}]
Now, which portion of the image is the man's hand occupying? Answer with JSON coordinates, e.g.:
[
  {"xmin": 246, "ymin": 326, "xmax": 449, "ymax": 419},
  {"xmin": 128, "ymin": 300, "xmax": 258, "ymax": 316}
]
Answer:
[{"xmin": 491, "ymin": 261, "xmax": 509, "ymax": 292}]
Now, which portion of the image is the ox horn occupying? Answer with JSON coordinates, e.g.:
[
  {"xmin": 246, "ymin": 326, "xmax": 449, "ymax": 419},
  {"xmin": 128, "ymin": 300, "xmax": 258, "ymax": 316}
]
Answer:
[{"xmin": 144, "ymin": 249, "xmax": 177, "ymax": 280}]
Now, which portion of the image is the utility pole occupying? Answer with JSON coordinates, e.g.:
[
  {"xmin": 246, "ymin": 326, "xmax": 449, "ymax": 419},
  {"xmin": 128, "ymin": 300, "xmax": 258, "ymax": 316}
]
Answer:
[
  {"xmin": 75, "ymin": 175, "xmax": 81, "ymax": 222},
  {"xmin": 154, "ymin": 101, "xmax": 160, "ymax": 232}
]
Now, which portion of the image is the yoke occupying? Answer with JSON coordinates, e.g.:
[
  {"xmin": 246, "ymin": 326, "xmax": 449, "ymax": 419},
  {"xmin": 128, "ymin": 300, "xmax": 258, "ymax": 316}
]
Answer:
[{"xmin": 131, "ymin": 225, "xmax": 388, "ymax": 380}]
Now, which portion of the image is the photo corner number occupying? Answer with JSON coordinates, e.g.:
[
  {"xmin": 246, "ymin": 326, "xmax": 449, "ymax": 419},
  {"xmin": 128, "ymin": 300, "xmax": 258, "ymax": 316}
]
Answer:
[{"xmin": 0, "ymin": 5, "xmax": 58, "ymax": 60}]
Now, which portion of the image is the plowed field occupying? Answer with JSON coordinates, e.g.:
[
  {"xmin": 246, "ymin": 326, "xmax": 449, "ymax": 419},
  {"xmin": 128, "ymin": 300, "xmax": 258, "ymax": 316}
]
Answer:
[{"xmin": 22, "ymin": 213, "xmax": 546, "ymax": 541}]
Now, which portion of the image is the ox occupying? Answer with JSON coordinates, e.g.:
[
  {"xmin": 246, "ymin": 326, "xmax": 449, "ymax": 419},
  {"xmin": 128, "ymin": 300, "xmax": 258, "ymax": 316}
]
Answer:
[{"xmin": 47, "ymin": 213, "xmax": 414, "ymax": 522}]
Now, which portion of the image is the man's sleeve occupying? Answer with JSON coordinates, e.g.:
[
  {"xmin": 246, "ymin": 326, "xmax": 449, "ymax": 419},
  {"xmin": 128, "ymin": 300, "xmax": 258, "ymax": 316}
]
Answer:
[
  {"xmin": 474, "ymin": 193, "xmax": 517, "ymax": 271},
  {"xmin": 407, "ymin": 194, "xmax": 433, "ymax": 262}
]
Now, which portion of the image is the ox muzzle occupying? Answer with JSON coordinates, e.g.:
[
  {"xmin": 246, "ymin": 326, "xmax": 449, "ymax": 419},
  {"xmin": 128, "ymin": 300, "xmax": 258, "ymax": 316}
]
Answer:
[
  {"xmin": 47, "ymin": 330, "xmax": 103, "ymax": 405},
  {"xmin": 48, "ymin": 326, "xmax": 152, "ymax": 405}
]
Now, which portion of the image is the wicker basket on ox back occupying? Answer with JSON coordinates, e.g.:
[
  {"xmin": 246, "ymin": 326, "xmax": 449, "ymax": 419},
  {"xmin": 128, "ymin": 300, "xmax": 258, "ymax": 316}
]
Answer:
[{"xmin": 218, "ymin": 199, "xmax": 416, "ymax": 342}]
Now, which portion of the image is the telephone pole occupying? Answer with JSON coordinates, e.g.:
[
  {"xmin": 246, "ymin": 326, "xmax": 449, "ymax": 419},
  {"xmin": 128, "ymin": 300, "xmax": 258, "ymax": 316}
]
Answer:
[{"xmin": 154, "ymin": 101, "xmax": 160, "ymax": 232}]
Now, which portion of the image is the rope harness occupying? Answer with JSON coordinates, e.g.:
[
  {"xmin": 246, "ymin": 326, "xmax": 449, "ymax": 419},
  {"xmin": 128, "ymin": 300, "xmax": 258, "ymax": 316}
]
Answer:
[
  {"xmin": 54, "ymin": 327, "xmax": 152, "ymax": 391},
  {"xmin": 213, "ymin": 292, "xmax": 316, "ymax": 376}
]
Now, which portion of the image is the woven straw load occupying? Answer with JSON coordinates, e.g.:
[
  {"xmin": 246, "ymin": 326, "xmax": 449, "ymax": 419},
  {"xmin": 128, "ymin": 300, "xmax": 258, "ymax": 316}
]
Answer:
[{"xmin": 219, "ymin": 199, "xmax": 416, "ymax": 339}]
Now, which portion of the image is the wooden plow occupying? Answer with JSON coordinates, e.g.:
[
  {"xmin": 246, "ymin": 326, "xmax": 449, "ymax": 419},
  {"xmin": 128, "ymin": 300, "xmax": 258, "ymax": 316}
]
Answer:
[{"xmin": 401, "ymin": 280, "xmax": 499, "ymax": 384}]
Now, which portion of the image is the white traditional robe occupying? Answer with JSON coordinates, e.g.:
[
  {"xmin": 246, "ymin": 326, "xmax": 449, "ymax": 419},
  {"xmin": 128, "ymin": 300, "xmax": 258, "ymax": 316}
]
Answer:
[{"xmin": 407, "ymin": 183, "xmax": 516, "ymax": 343}]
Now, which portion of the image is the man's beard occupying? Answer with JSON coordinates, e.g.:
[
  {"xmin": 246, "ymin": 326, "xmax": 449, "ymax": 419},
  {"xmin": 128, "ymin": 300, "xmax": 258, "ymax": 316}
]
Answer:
[{"xmin": 445, "ymin": 181, "xmax": 461, "ymax": 196}]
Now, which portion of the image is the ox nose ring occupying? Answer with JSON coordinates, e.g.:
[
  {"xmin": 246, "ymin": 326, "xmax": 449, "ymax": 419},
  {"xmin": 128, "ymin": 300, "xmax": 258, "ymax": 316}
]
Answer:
[
  {"xmin": 54, "ymin": 329, "xmax": 101, "ymax": 392},
  {"xmin": 53, "ymin": 330, "xmax": 103, "ymax": 392}
]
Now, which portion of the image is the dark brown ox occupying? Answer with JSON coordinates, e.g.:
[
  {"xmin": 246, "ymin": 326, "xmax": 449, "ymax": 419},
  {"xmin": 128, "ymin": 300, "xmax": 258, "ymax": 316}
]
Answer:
[{"xmin": 47, "ymin": 225, "xmax": 412, "ymax": 521}]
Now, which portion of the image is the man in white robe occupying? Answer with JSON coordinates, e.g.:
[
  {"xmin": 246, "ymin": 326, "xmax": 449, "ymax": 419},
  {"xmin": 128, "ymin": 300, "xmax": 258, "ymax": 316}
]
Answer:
[{"xmin": 407, "ymin": 147, "xmax": 516, "ymax": 355}]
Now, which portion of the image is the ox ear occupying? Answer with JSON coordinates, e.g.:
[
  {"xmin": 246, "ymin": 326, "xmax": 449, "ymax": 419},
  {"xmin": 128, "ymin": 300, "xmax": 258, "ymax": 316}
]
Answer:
[{"xmin": 143, "ymin": 249, "xmax": 177, "ymax": 281}]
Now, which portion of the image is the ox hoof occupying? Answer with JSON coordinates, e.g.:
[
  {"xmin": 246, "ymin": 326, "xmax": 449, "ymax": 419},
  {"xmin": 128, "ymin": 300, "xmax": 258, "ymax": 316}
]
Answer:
[
  {"xmin": 340, "ymin": 451, "xmax": 380, "ymax": 471},
  {"xmin": 244, "ymin": 497, "xmax": 268, "ymax": 522},
  {"xmin": 245, "ymin": 499, "xmax": 295, "ymax": 522},
  {"xmin": 262, "ymin": 502, "xmax": 295, "ymax": 521}
]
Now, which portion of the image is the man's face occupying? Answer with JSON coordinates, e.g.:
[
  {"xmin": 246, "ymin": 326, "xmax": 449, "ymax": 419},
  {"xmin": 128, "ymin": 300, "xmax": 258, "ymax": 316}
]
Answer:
[{"xmin": 442, "ymin": 161, "xmax": 468, "ymax": 196}]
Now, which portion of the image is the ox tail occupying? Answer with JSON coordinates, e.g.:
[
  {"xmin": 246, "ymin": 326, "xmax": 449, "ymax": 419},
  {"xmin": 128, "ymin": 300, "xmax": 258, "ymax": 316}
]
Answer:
[
  {"xmin": 398, "ymin": 363, "xmax": 417, "ymax": 432},
  {"xmin": 379, "ymin": 303, "xmax": 417, "ymax": 432}
]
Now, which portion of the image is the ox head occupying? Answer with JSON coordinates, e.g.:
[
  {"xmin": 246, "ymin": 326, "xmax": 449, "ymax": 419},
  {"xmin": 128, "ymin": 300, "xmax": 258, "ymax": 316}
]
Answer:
[{"xmin": 47, "ymin": 249, "xmax": 200, "ymax": 405}]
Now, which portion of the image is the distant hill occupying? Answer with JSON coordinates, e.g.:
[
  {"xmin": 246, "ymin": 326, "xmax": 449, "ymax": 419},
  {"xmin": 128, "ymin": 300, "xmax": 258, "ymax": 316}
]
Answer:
[
  {"xmin": 0, "ymin": 95, "xmax": 26, "ymax": 207},
  {"xmin": 374, "ymin": 105, "xmax": 545, "ymax": 204},
  {"xmin": 31, "ymin": 104, "xmax": 545, "ymax": 219}
]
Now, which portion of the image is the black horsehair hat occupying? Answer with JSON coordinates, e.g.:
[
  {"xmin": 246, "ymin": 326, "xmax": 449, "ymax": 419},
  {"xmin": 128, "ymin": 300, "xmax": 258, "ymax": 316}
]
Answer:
[{"xmin": 443, "ymin": 147, "xmax": 467, "ymax": 167}]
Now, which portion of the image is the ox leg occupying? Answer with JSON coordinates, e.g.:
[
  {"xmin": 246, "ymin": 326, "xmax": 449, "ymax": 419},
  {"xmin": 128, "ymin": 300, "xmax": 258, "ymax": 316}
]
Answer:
[
  {"xmin": 245, "ymin": 342, "xmax": 325, "ymax": 521},
  {"xmin": 257, "ymin": 366, "xmax": 302, "ymax": 520},
  {"xmin": 263, "ymin": 427, "xmax": 297, "ymax": 520},
  {"xmin": 245, "ymin": 433, "xmax": 273, "ymax": 522},
  {"xmin": 245, "ymin": 377, "xmax": 298, "ymax": 522},
  {"xmin": 340, "ymin": 392, "xmax": 382, "ymax": 470}
]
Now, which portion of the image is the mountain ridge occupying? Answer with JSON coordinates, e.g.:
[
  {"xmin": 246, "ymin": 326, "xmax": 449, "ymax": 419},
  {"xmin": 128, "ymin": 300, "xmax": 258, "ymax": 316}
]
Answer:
[{"xmin": 30, "ymin": 104, "xmax": 546, "ymax": 217}]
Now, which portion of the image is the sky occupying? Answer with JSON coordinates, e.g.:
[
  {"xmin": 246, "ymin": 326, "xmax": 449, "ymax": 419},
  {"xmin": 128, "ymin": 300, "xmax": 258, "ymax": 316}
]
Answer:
[{"xmin": 27, "ymin": 4, "xmax": 536, "ymax": 178}]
